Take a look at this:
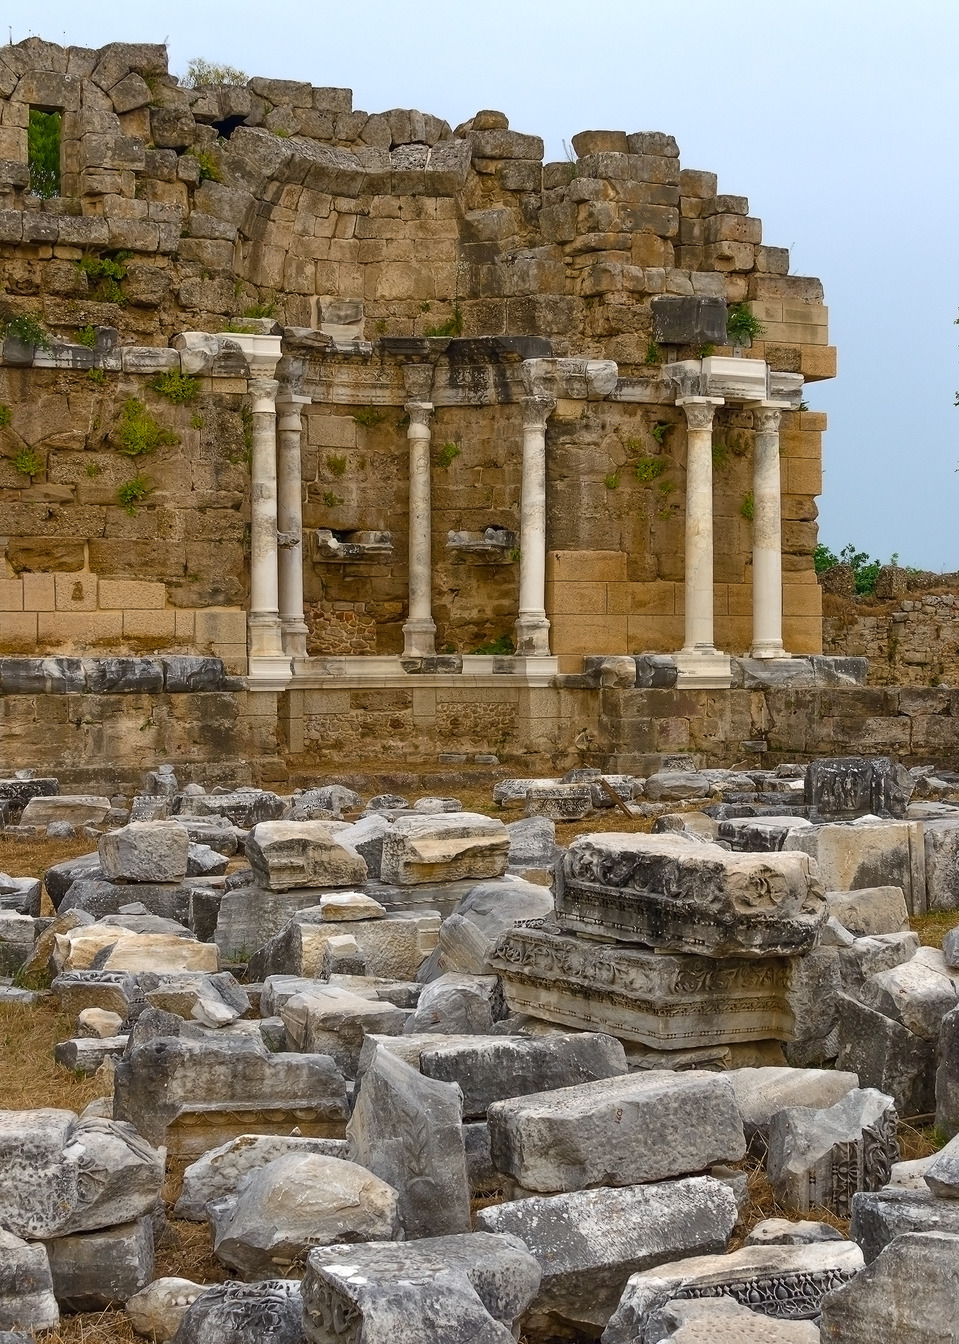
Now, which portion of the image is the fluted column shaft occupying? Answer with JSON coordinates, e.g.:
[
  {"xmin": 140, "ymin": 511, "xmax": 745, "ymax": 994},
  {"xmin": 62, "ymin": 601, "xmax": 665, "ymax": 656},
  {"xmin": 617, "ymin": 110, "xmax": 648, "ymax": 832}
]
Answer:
[
  {"xmin": 276, "ymin": 392, "xmax": 311, "ymax": 660},
  {"xmin": 678, "ymin": 396, "xmax": 723, "ymax": 653},
  {"xmin": 750, "ymin": 402, "xmax": 788, "ymax": 659},
  {"xmin": 514, "ymin": 395, "xmax": 555, "ymax": 656},
  {"xmin": 402, "ymin": 401, "xmax": 436, "ymax": 657}
]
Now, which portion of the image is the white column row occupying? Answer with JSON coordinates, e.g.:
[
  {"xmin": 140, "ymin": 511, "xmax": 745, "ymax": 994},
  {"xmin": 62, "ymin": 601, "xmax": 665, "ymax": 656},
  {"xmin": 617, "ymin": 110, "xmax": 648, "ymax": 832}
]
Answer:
[{"xmin": 676, "ymin": 396, "xmax": 789, "ymax": 664}]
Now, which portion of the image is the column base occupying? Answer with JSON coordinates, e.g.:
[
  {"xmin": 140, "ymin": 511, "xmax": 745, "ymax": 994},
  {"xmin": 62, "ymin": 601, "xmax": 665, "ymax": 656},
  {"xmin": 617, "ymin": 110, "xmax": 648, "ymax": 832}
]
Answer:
[
  {"xmin": 281, "ymin": 619, "xmax": 309, "ymax": 658},
  {"xmin": 402, "ymin": 617, "xmax": 436, "ymax": 657},
  {"xmin": 674, "ymin": 649, "xmax": 733, "ymax": 689},
  {"xmin": 246, "ymin": 653, "xmax": 293, "ymax": 689},
  {"xmin": 513, "ymin": 614, "xmax": 551, "ymax": 657},
  {"xmin": 750, "ymin": 643, "xmax": 790, "ymax": 660}
]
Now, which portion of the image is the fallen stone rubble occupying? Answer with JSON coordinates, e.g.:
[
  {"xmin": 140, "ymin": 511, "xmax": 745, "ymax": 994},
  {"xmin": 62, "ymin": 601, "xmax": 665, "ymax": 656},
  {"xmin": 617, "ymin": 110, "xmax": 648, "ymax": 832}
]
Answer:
[{"xmin": 0, "ymin": 753, "xmax": 958, "ymax": 1339}]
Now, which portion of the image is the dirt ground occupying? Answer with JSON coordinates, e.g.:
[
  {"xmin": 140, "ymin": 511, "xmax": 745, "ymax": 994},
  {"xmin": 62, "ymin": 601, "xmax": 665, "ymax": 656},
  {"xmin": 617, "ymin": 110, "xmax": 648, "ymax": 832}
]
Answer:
[{"xmin": 0, "ymin": 815, "xmax": 952, "ymax": 1343}]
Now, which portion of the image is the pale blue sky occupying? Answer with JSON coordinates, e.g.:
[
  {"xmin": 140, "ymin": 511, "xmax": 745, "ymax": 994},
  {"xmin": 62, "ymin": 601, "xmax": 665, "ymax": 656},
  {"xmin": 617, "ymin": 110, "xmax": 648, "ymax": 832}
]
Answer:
[{"xmin": 13, "ymin": 0, "xmax": 959, "ymax": 568}]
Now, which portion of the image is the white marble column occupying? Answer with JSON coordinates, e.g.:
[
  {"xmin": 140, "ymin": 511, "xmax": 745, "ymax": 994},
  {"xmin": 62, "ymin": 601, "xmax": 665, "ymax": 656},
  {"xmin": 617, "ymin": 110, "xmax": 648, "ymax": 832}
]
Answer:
[
  {"xmin": 402, "ymin": 400, "xmax": 436, "ymax": 657},
  {"xmin": 247, "ymin": 376, "xmax": 290, "ymax": 683},
  {"xmin": 677, "ymin": 396, "xmax": 724, "ymax": 654},
  {"xmin": 750, "ymin": 401, "xmax": 789, "ymax": 659},
  {"xmin": 514, "ymin": 394, "xmax": 555, "ymax": 656},
  {"xmin": 276, "ymin": 391, "xmax": 311, "ymax": 661}
]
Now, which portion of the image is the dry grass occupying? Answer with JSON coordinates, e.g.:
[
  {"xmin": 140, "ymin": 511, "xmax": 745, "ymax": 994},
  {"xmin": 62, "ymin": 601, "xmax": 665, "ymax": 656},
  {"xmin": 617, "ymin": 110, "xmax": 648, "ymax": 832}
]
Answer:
[
  {"xmin": 37, "ymin": 1311, "xmax": 141, "ymax": 1344},
  {"xmin": 0, "ymin": 832, "xmax": 98, "ymax": 882},
  {"xmin": 0, "ymin": 999, "xmax": 109, "ymax": 1113},
  {"xmin": 911, "ymin": 908, "xmax": 959, "ymax": 949}
]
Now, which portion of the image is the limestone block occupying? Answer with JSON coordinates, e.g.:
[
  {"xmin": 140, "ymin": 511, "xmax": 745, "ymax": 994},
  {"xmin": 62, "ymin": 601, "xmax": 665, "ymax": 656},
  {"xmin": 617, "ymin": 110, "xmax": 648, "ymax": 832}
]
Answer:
[
  {"xmin": 557, "ymin": 832, "xmax": 826, "ymax": 958},
  {"xmin": 805, "ymin": 756, "xmax": 913, "ymax": 820},
  {"xmin": 524, "ymin": 783, "xmax": 594, "ymax": 819},
  {"xmin": 0, "ymin": 913, "xmax": 34, "ymax": 975},
  {"xmin": 728, "ymin": 1067, "xmax": 860, "ymax": 1140},
  {"xmin": 301, "ymin": 1234, "xmax": 541, "ymax": 1344},
  {"xmin": 125, "ymin": 1277, "xmax": 204, "ymax": 1342},
  {"xmin": 168, "ymin": 1280, "xmax": 303, "ymax": 1344},
  {"xmin": 922, "ymin": 817, "xmax": 959, "ymax": 911},
  {"xmin": 52, "ymin": 969, "xmax": 140, "ymax": 1020},
  {"xmin": 507, "ymin": 816, "xmax": 558, "ymax": 872},
  {"xmin": 98, "ymin": 820, "xmax": 190, "ymax": 883},
  {"xmin": 175, "ymin": 1134, "xmax": 349, "ymax": 1221},
  {"xmin": 936, "ymin": 1004, "xmax": 959, "ymax": 1138},
  {"xmin": 21, "ymin": 795, "xmax": 111, "ymax": 826},
  {"xmin": 0, "ymin": 1110, "xmax": 163, "ymax": 1240},
  {"xmin": 336, "ymin": 814, "xmax": 391, "ymax": 878},
  {"xmin": 146, "ymin": 971, "xmax": 249, "ymax": 1028},
  {"xmin": 490, "ymin": 926, "xmax": 795, "ymax": 1048},
  {"xmin": 603, "ymin": 1241, "xmax": 864, "ymax": 1342},
  {"xmin": 380, "ymin": 812, "xmax": 510, "ymax": 885},
  {"xmin": 493, "ymin": 778, "xmax": 560, "ymax": 808},
  {"xmin": 403, "ymin": 972, "xmax": 501, "ymax": 1036},
  {"xmin": 247, "ymin": 909, "xmax": 440, "ymax": 982},
  {"xmin": 210, "ymin": 1152, "xmax": 399, "ymax": 1280},
  {"xmin": 0, "ymin": 874, "xmax": 42, "ymax": 918},
  {"xmin": 819, "ymin": 1231, "xmax": 959, "ymax": 1343},
  {"xmin": 0, "ymin": 1230, "xmax": 58, "ymax": 1333},
  {"xmin": 826, "ymin": 886, "xmax": 910, "ymax": 936},
  {"xmin": 767, "ymin": 1087, "xmax": 899, "ymax": 1216},
  {"xmin": 488, "ymin": 1071, "xmax": 745, "ymax": 1194},
  {"xmin": 851, "ymin": 1187, "xmax": 959, "ymax": 1262},
  {"xmin": 113, "ymin": 1034, "xmax": 350, "ymax": 1155},
  {"xmin": 346, "ymin": 1044, "xmax": 470, "ymax": 1238},
  {"xmin": 644, "ymin": 770, "xmax": 712, "ymax": 800},
  {"xmin": 645, "ymin": 1298, "xmax": 823, "ymax": 1341},
  {"xmin": 837, "ymin": 931, "xmax": 920, "ymax": 998},
  {"xmin": 102, "ymin": 932, "xmax": 220, "ymax": 975},
  {"xmin": 44, "ymin": 1215, "xmax": 153, "ymax": 1310},
  {"xmin": 860, "ymin": 946, "xmax": 959, "ymax": 1041},
  {"xmin": 280, "ymin": 985, "xmax": 408, "ymax": 1075},
  {"xmin": 836, "ymin": 995, "xmax": 934, "ymax": 1116},
  {"xmin": 77, "ymin": 1007, "xmax": 124, "ymax": 1038},
  {"xmin": 476, "ymin": 1175, "xmax": 737, "ymax": 1337},
  {"xmin": 318, "ymin": 890, "xmax": 386, "ymax": 920},
  {"xmin": 746, "ymin": 1218, "xmax": 846, "ymax": 1247},
  {"xmin": 923, "ymin": 1132, "xmax": 959, "ymax": 1198},
  {"xmin": 54, "ymin": 1035, "xmax": 127, "ymax": 1074},
  {"xmin": 783, "ymin": 820, "xmax": 926, "ymax": 915},
  {"xmin": 245, "ymin": 821, "xmax": 368, "ymax": 891},
  {"xmin": 419, "ymin": 1032, "xmax": 627, "ymax": 1119},
  {"xmin": 425, "ymin": 876, "xmax": 555, "ymax": 978},
  {"xmin": 179, "ymin": 788, "xmax": 285, "ymax": 828}
]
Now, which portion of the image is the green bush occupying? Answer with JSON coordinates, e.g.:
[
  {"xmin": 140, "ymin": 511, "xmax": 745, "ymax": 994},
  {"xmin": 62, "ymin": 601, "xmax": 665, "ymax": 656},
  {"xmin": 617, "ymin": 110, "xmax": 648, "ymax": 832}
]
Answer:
[
  {"xmin": 117, "ymin": 475, "xmax": 153, "ymax": 515},
  {"xmin": 27, "ymin": 109, "xmax": 60, "ymax": 198},
  {"xmin": 1, "ymin": 313, "xmax": 51, "ymax": 350},
  {"xmin": 0, "ymin": 404, "xmax": 10, "ymax": 428},
  {"xmin": 814, "ymin": 542, "xmax": 907, "ymax": 595},
  {"xmin": 740, "ymin": 490, "xmax": 755, "ymax": 522},
  {"xmin": 149, "ymin": 370, "xmax": 200, "ymax": 404},
  {"xmin": 726, "ymin": 302, "xmax": 764, "ymax": 345},
  {"xmin": 436, "ymin": 442, "xmax": 461, "ymax": 468},
  {"xmin": 188, "ymin": 148, "xmax": 222, "ymax": 183},
  {"xmin": 634, "ymin": 456, "xmax": 667, "ymax": 483},
  {"xmin": 473, "ymin": 634, "xmax": 515, "ymax": 655},
  {"xmin": 74, "ymin": 325, "xmax": 98, "ymax": 348},
  {"xmin": 424, "ymin": 305, "xmax": 464, "ymax": 338},
  {"xmin": 184, "ymin": 58, "xmax": 247, "ymax": 86},
  {"xmin": 13, "ymin": 447, "xmax": 44, "ymax": 478},
  {"xmin": 115, "ymin": 399, "xmax": 179, "ymax": 457}
]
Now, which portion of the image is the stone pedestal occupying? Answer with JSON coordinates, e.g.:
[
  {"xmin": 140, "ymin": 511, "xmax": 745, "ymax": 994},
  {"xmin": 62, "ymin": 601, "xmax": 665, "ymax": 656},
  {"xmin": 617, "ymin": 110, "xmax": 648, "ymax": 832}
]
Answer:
[
  {"xmin": 514, "ymin": 395, "xmax": 555, "ymax": 657},
  {"xmin": 401, "ymin": 401, "xmax": 436, "ymax": 658}
]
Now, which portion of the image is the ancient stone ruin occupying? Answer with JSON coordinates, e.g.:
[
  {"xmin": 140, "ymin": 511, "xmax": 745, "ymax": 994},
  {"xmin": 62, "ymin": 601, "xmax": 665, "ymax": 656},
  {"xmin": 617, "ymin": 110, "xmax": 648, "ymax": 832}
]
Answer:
[{"xmin": 0, "ymin": 34, "xmax": 958, "ymax": 1344}]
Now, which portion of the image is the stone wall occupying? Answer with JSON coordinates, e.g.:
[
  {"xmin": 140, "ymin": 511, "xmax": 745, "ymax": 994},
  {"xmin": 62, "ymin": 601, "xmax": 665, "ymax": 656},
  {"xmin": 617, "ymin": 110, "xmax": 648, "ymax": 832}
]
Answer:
[
  {"xmin": 4, "ymin": 678, "xmax": 959, "ymax": 790},
  {"xmin": 823, "ymin": 579, "xmax": 959, "ymax": 689}
]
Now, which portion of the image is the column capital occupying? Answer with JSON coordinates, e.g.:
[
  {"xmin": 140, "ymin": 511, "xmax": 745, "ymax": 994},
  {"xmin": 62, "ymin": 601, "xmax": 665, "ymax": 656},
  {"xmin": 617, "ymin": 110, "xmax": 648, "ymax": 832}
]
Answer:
[
  {"xmin": 402, "ymin": 363, "xmax": 435, "ymax": 401},
  {"xmin": 276, "ymin": 390, "xmax": 311, "ymax": 428},
  {"xmin": 521, "ymin": 395, "xmax": 556, "ymax": 431},
  {"xmin": 677, "ymin": 396, "xmax": 723, "ymax": 431},
  {"xmin": 405, "ymin": 401, "xmax": 433, "ymax": 429},
  {"xmin": 250, "ymin": 377, "xmax": 279, "ymax": 412}
]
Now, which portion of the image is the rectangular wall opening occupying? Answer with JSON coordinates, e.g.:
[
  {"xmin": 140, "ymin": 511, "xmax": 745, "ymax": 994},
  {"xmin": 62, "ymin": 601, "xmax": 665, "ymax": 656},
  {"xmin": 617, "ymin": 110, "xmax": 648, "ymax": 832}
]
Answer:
[{"xmin": 27, "ymin": 107, "xmax": 61, "ymax": 199}]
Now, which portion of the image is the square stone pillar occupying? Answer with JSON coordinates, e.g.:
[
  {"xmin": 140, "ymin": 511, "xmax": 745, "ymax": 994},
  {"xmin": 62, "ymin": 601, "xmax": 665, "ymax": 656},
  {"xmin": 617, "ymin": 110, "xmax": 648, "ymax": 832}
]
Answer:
[
  {"xmin": 247, "ymin": 376, "xmax": 292, "ymax": 687},
  {"xmin": 276, "ymin": 391, "xmax": 311, "ymax": 663}
]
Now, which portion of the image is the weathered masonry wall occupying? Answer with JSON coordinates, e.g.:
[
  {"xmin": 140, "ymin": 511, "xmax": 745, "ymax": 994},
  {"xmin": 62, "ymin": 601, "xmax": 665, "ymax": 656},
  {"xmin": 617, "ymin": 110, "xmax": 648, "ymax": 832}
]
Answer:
[
  {"xmin": 0, "ymin": 36, "xmax": 835, "ymax": 678},
  {"xmin": 3, "ymin": 681, "xmax": 959, "ymax": 790},
  {"xmin": 823, "ymin": 586, "xmax": 959, "ymax": 689}
]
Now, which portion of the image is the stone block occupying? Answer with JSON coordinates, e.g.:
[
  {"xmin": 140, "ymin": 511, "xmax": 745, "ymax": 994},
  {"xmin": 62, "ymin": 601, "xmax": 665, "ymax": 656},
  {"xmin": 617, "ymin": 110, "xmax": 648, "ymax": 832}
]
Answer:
[
  {"xmin": 281, "ymin": 985, "xmax": 407, "ymax": 1076},
  {"xmin": 476, "ymin": 1175, "xmax": 737, "ymax": 1338},
  {"xmin": 922, "ymin": 817, "xmax": 959, "ymax": 911},
  {"xmin": 820, "ymin": 1231, "xmax": 959, "ymax": 1343},
  {"xmin": 245, "ymin": 821, "xmax": 367, "ymax": 891},
  {"xmin": 556, "ymin": 832, "xmax": 826, "ymax": 958},
  {"xmin": 244, "ymin": 907, "xmax": 439, "ymax": 981},
  {"xmin": 728, "ymin": 1067, "xmax": 860, "ymax": 1140},
  {"xmin": 209, "ymin": 1152, "xmax": 399, "ymax": 1280},
  {"xmin": 44, "ymin": 1215, "xmax": 153, "ymax": 1310},
  {"xmin": 380, "ymin": 812, "xmax": 510, "ymax": 885},
  {"xmin": 861, "ymin": 946, "xmax": 959, "ymax": 1041},
  {"xmin": 99, "ymin": 820, "xmax": 190, "ymax": 883},
  {"xmin": 836, "ymin": 994, "xmax": 934, "ymax": 1115},
  {"xmin": 21, "ymin": 795, "xmax": 110, "ymax": 826},
  {"xmin": 488, "ymin": 1071, "xmax": 745, "ymax": 1194},
  {"xmin": 604, "ymin": 1241, "xmax": 864, "ymax": 1342},
  {"xmin": 96, "ymin": 578, "xmax": 165, "ymax": 609},
  {"xmin": 167, "ymin": 1280, "xmax": 303, "ymax": 1344},
  {"xmin": 347, "ymin": 1044, "xmax": 470, "ymax": 1238},
  {"xmin": 937, "ymin": 1004, "xmax": 959, "ymax": 1137},
  {"xmin": 767, "ymin": 1087, "xmax": 899, "ymax": 1216},
  {"xmin": 175, "ymin": 1133, "xmax": 349, "ymax": 1221},
  {"xmin": 425, "ymin": 876, "xmax": 554, "ymax": 977},
  {"xmin": 826, "ymin": 886, "xmax": 910, "ymax": 936},
  {"xmin": 125, "ymin": 1277, "xmax": 204, "ymax": 1342},
  {"xmin": 850, "ymin": 1188, "xmax": 959, "ymax": 1261},
  {"xmin": 783, "ymin": 820, "xmax": 926, "ymax": 916},
  {"xmin": 0, "ymin": 1229, "xmax": 58, "ymax": 1333},
  {"xmin": 805, "ymin": 756, "xmax": 913, "ymax": 819},
  {"xmin": 301, "ymin": 1234, "xmax": 541, "ymax": 1344},
  {"xmin": 490, "ymin": 926, "xmax": 795, "ymax": 1049}
]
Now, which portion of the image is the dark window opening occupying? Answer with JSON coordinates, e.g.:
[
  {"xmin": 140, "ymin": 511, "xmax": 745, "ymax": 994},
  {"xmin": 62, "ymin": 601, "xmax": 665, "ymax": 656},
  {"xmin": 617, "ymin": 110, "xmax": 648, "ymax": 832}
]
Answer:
[
  {"xmin": 211, "ymin": 115, "xmax": 246, "ymax": 140},
  {"xmin": 27, "ymin": 107, "xmax": 61, "ymax": 199}
]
